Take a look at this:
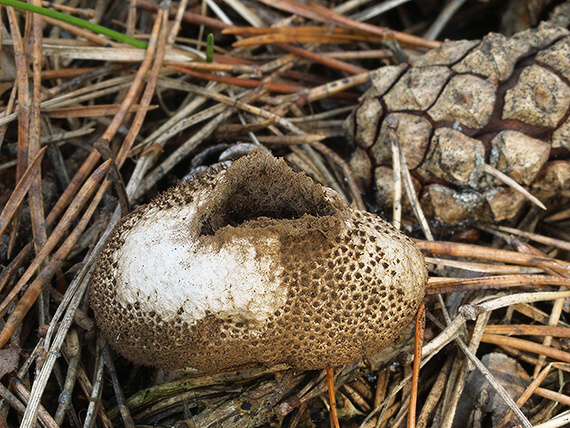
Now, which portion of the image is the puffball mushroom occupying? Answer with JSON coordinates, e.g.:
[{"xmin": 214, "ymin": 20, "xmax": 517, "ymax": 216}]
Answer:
[{"xmin": 89, "ymin": 151, "xmax": 428, "ymax": 372}]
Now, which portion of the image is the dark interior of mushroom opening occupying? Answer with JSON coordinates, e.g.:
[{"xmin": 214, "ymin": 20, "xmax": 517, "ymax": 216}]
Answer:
[{"xmin": 199, "ymin": 152, "xmax": 343, "ymax": 236}]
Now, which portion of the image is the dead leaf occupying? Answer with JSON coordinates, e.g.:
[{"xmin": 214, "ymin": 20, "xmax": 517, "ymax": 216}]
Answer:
[{"xmin": 0, "ymin": 348, "xmax": 20, "ymax": 378}]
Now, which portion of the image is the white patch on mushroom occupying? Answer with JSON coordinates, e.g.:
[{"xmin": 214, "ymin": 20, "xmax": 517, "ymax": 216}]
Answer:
[
  {"xmin": 355, "ymin": 219, "xmax": 427, "ymax": 294},
  {"xmin": 112, "ymin": 203, "xmax": 286, "ymax": 328}
]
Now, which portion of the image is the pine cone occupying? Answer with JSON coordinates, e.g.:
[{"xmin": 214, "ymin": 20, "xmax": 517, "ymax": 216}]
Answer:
[{"xmin": 345, "ymin": 23, "xmax": 570, "ymax": 225}]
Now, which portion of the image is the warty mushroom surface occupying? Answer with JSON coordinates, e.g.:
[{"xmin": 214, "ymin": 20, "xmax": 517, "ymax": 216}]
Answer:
[{"xmin": 89, "ymin": 151, "xmax": 428, "ymax": 372}]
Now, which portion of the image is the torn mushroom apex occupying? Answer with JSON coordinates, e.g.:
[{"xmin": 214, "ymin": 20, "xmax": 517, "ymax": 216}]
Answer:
[{"xmin": 89, "ymin": 151, "xmax": 428, "ymax": 372}]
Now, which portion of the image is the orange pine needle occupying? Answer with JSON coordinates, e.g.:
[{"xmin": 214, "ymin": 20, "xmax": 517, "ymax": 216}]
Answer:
[
  {"xmin": 41, "ymin": 67, "xmax": 102, "ymax": 80},
  {"xmin": 408, "ymin": 304, "xmax": 425, "ymax": 428},
  {"xmin": 481, "ymin": 333, "xmax": 570, "ymax": 364},
  {"xmin": 427, "ymin": 275, "xmax": 570, "ymax": 294},
  {"xmin": 485, "ymin": 324, "xmax": 570, "ymax": 338},
  {"xmin": 169, "ymin": 65, "xmax": 303, "ymax": 93},
  {"xmin": 232, "ymin": 32, "xmax": 380, "ymax": 47},
  {"xmin": 223, "ymin": 25, "xmax": 369, "ymax": 36},
  {"xmin": 254, "ymin": 0, "xmax": 441, "ymax": 49},
  {"xmin": 326, "ymin": 368, "xmax": 341, "ymax": 428},
  {"xmin": 45, "ymin": 104, "xmax": 153, "ymax": 118},
  {"xmin": 415, "ymin": 240, "xmax": 570, "ymax": 275}
]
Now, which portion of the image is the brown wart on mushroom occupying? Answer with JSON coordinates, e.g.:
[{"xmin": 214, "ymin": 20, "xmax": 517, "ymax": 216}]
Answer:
[{"xmin": 89, "ymin": 151, "xmax": 428, "ymax": 372}]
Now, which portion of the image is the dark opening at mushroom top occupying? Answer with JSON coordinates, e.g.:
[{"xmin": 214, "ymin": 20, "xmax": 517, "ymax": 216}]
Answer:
[{"xmin": 89, "ymin": 151, "xmax": 428, "ymax": 371}]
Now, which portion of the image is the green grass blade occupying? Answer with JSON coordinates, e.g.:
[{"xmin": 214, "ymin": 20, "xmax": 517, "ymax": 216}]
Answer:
[
  {"xmin": 206, "ymin": 33, "xmax": 214, "ymax": 63},
  {"xmin": 0, "ymin": 0, "xmax": 148, "ymax": 49}
]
